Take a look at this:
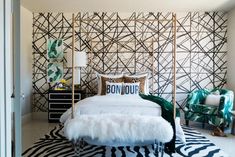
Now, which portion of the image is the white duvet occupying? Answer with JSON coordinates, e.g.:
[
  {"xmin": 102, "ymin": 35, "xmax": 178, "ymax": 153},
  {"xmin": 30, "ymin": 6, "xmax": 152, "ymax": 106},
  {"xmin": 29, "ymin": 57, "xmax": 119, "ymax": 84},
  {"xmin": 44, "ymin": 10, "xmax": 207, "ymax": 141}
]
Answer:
[{"xmin": 60, "ymin": 95, "xmax": 162, "ymax": 123}]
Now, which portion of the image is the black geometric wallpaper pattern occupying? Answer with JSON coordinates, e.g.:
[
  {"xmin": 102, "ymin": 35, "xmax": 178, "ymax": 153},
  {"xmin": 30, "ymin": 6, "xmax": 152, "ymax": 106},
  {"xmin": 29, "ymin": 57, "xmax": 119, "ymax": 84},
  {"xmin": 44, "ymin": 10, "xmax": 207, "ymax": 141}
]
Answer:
[
  {"xmin": 32, "ymin": 12, "xmax": 227, "ymax": 112},
  {"xmin": 175, "ymin": 12, "xmax": 227, "ymax": 107}
]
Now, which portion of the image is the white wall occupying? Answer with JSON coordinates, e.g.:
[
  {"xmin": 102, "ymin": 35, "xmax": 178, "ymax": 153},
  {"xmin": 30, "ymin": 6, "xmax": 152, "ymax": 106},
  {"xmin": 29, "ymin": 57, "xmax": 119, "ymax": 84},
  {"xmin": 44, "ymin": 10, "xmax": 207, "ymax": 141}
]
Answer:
[
  {"xmin": 227, "ymin": 8, "xmax": 235, "ymax": 99},
  {"xmin": 20, "ymin": 6, "xmax": 33, "ymax": 115}
]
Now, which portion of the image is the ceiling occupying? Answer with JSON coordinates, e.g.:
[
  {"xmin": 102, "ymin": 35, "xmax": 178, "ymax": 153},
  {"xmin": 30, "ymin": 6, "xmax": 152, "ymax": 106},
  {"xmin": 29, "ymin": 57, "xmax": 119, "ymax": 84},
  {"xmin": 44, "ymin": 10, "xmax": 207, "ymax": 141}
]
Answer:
[{"xmin": 21, "ymin": 0, "xmax": 235, "ymax": 12}]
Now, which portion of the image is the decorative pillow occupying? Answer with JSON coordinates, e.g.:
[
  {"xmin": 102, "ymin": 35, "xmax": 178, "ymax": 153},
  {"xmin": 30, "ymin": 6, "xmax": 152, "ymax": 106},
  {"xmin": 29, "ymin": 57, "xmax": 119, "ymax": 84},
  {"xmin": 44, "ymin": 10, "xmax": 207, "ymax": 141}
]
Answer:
[
  {"xmin": 123, "ymin": 73, "xmax": 148, "ymax": 94},
  {"xmin": 106, "ymin": 81, "xmax": 123, "ymax": 95},
  {"xmin": 96, "ymin": 73, "xmax": 124, "ymax": 95},
  {"xmin": 123, "ymin": 82, "xmax": 140, "ymax": 95},
  {"xmin": 205, "ymin": 94, "xmax": 221, "ymax": 106}
]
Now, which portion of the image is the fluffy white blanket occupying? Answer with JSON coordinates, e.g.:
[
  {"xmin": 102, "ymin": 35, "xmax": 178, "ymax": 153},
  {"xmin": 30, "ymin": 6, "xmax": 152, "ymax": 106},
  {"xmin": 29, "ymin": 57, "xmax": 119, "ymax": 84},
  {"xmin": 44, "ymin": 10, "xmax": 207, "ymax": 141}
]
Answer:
[{"xmin": 64, "ymin": 114, "xmax": 173, "ymax": 144}]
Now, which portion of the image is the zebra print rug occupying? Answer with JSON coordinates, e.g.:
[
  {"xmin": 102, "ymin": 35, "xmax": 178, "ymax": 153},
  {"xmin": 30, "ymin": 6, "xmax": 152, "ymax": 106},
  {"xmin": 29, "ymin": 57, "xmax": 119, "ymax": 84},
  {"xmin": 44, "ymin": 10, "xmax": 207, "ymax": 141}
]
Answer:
[{"xmin": 22, "ymin": 125, "xmax": 228, "ymax": 157}]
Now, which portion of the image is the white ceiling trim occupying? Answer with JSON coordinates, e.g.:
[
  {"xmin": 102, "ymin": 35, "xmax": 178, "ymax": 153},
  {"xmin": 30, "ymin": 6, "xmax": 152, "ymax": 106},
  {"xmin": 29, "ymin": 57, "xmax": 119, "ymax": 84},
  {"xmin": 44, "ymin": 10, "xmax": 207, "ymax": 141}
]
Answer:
[{"xmin": 21, "ymin": 0, "xmax": 235, "ymax": 12}]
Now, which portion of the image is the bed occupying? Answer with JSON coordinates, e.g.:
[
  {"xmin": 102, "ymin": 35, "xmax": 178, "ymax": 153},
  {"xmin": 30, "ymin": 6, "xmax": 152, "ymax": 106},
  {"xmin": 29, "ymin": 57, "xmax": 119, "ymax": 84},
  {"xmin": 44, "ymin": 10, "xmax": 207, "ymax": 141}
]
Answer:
[
  {"xmin": 60, "ymin": 95, "xmax": 175, "ymax": 156},
  {"xmin": 61, "ymin": 13, "xmax": 179, "ymax": 157}
]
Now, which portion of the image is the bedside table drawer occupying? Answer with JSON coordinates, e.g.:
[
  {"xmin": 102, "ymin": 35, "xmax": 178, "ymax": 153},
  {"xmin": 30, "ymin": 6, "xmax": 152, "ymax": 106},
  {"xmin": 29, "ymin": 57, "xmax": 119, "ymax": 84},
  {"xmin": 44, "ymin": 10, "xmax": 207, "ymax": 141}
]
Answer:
[
  {"xmin": 49, "ymin": 112, "xmax": 64, "ymax": 120},
  {"xmin": 49, "ymin": 93, "xmax": 81, "ymax": 100},
  {"xmin": 49, "ymin": 103, "xmax": 72, "ymax": 111},
  {"xmin": 48, "ymin": 90, "xmax": 84, "ymax": 122}
]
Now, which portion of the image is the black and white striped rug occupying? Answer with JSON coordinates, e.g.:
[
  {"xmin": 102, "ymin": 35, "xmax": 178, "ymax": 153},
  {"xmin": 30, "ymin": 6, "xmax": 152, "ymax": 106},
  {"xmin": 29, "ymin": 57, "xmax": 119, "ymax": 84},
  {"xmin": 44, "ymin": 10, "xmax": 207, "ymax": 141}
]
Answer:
[{"xmin": 22, "ymin": 125, "xmax": 228, "ymax": 157}]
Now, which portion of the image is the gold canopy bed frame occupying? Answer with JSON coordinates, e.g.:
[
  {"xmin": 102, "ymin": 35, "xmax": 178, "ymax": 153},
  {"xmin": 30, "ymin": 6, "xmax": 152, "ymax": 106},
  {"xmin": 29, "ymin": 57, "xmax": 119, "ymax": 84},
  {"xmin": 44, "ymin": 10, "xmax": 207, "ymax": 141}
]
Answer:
[
  {"xmin": 67, "ymin": 13, "xmax": 177, "ymax": 156},
  {"xmin": 70, "ymin": 12, "xmax": 177, "ymax": 120}
]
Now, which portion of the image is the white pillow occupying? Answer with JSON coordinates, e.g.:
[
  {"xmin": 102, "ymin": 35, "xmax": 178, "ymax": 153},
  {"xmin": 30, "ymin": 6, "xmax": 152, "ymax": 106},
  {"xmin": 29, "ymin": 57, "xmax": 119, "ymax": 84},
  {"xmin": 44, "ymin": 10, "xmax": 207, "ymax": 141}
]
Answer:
[
  {"xmin": 123, "ymin": 82, "xmax": 140, "ymax": 95},
  {"xmin": 106, "ymin": 81, "xmax": 123, "ymax": 95},
  {"xmin": 205, "ymin": 94, "xmax": 221, "ymax": 106},
  {"xmin": 175, "ymin": 117, "xmax": 186, "ymax": 144},
  {"xmin": 124, "ymin": 73, "xmax": 149, "ymax": 94},
  {"xmin": 96, "ymin": 72, "xmax": 123, "ymax": 95}
]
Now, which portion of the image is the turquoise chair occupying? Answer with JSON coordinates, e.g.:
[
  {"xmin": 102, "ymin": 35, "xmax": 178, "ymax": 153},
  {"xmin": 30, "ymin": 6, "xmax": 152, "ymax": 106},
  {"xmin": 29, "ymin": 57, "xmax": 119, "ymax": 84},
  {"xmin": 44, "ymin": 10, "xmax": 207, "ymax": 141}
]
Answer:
[{"xmin": 185, "ymin": 88, "xmax": 234, "ymax": 128}]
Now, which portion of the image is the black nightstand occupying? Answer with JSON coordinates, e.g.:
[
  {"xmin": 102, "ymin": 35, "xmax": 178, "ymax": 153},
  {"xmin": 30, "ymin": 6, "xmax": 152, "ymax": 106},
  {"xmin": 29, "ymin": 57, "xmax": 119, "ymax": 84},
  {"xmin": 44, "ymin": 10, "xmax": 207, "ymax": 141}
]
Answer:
[{"xmin": 48, "ymin": 89, "xmax": 83, "ymax": 123}]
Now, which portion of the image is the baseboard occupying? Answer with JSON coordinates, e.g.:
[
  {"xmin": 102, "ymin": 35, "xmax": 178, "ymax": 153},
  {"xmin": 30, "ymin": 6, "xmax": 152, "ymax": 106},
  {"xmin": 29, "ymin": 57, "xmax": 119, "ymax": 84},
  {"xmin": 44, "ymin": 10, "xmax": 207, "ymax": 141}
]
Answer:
[
  {"xmin": 22, "ymin": 113, "xmax": 32, "ymax": 125},
  {"xmin": 31, "ymin": 112, "xmax": 48, "ymax": 121}
]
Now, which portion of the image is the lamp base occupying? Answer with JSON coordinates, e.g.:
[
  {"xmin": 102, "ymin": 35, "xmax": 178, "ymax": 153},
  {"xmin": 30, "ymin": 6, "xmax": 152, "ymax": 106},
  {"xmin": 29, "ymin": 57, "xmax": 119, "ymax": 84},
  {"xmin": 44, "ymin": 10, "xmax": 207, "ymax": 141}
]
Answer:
[{"xmin": 74, "ymin": 84, "xmax": 81, "ymax": 90}]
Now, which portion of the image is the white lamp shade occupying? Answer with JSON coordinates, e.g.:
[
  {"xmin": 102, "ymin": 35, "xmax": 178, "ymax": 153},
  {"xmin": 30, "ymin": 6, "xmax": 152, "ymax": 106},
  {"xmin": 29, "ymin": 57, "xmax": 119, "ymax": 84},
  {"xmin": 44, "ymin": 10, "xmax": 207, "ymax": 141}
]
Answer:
[
  {"xmin": 74, "ymin": 51, "xmax": 87, "ymax": 67},
  {"xmin": 67, "ymin": 51, "xmax": 87, "ymax": 68}
]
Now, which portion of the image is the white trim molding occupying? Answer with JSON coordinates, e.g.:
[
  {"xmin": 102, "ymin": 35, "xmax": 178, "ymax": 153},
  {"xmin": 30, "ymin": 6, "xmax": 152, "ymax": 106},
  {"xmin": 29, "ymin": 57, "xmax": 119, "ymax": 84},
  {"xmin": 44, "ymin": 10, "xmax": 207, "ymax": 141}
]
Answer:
[
  {"xmin": 0, "ymin": 0, "xmax": 6, "ymax": 155},
  {"xmin": 0, "ymin": 0, "xmax": 13, "ymax": 156}
]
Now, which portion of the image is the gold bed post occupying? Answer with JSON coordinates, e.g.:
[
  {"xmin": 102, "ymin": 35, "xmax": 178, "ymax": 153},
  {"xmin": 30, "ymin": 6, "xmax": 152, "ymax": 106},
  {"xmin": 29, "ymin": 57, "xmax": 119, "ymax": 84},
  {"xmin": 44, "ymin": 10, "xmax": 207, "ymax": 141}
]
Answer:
[
  {"xmin": 71, "ymin": 14, "xmax": 75, "ymax": 119},
  {"xmin": 173, "ymin": 13, "xmax": 177, "ymax": 119},
  {"xmin": 70, "ymin": 13, "xmax": 177, "ymax": 119},
  {"xmin": 151, "ymin": 39, "xmax": 154, "ymax": 93}
]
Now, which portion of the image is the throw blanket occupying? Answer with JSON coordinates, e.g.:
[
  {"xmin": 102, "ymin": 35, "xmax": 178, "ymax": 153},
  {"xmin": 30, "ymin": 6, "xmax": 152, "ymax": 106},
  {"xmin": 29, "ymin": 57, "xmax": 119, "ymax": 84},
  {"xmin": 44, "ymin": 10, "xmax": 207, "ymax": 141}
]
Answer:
[
  {"xmin": 140, "ymin": 94, "xmax": 178, "ymax": 154},
  {"xmin": 64, "ymin": 114, "xmax": 174, "ymax": 145}
]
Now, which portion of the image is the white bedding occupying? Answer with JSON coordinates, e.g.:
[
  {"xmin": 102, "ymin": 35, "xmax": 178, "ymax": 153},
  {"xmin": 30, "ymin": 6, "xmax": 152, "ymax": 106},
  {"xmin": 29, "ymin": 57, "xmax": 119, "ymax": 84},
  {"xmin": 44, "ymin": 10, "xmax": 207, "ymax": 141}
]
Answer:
[
  {"xmin": 60, "ymin": 94, "xmax": 185, "ymax": 145},
  {"xmin": 60, "ymin": 95, "xmax": 162, "ymax": 123},
  {"xmin": 60, "ymin": 95, "xmax": 185, "ymax": 145}
]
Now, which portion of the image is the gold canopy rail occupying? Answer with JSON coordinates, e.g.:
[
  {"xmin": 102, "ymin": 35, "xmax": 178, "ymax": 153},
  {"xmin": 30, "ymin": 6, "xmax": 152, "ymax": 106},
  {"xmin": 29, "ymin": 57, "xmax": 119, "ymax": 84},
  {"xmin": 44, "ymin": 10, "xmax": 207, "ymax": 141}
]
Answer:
[{"xmin": 71, "ymin": 13, "xmax": 177, "ymax": 119}]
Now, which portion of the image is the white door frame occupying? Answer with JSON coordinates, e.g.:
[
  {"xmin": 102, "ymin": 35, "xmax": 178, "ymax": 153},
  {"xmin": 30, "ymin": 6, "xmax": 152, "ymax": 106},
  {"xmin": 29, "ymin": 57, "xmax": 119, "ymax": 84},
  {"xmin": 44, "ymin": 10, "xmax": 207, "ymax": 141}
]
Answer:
[
  {"xmin": 0, "ymin": 0, "xmax": 6, "ymax": 155},
  {"xmin": 0, "ymin": 0, "xmax": 13, "ymax": 156},
  {"xmin": 0, "ymin": 0, "xmax": 21, "ymax": 156},
  {"xmin": 13, "ymin": 0, "xmax": 22, "ymax": 156}
]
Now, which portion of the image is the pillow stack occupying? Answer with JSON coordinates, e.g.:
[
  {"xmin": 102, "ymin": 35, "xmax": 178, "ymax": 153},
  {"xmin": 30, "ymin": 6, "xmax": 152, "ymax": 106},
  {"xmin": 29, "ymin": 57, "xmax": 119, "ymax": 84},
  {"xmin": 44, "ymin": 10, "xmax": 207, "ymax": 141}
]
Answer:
[
  {"xmin": 96, "ymin": 72, "xmax": 149, "ymax": 96},
  {"xmin": 97, "ymin": 73, "xmax": 123, "ymax": 95},
  {"xmin": 123, "ymin": 73, "xmax": 149, "ymax": 94}
]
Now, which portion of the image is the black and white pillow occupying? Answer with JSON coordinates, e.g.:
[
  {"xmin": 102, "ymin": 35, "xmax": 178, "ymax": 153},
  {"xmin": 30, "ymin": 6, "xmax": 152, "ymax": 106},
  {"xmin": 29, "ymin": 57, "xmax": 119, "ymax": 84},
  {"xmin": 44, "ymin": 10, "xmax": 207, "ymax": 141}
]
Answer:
[
  {"xmin": 123, "ymin": 82, "xmax": 140, "ymax": 95},
  {"xmin": 106, "ymin": 81, "xmax": 123, "ymax": 95}
]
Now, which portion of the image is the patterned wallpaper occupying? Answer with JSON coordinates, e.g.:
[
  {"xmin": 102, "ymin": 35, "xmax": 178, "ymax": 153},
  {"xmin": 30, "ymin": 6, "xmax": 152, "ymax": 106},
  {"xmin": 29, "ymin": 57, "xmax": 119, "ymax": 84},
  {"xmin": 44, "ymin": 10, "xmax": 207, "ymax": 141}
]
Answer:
[{"xmin": 32, "ymin": 12, "xmax": 227, "ymax": 112}]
